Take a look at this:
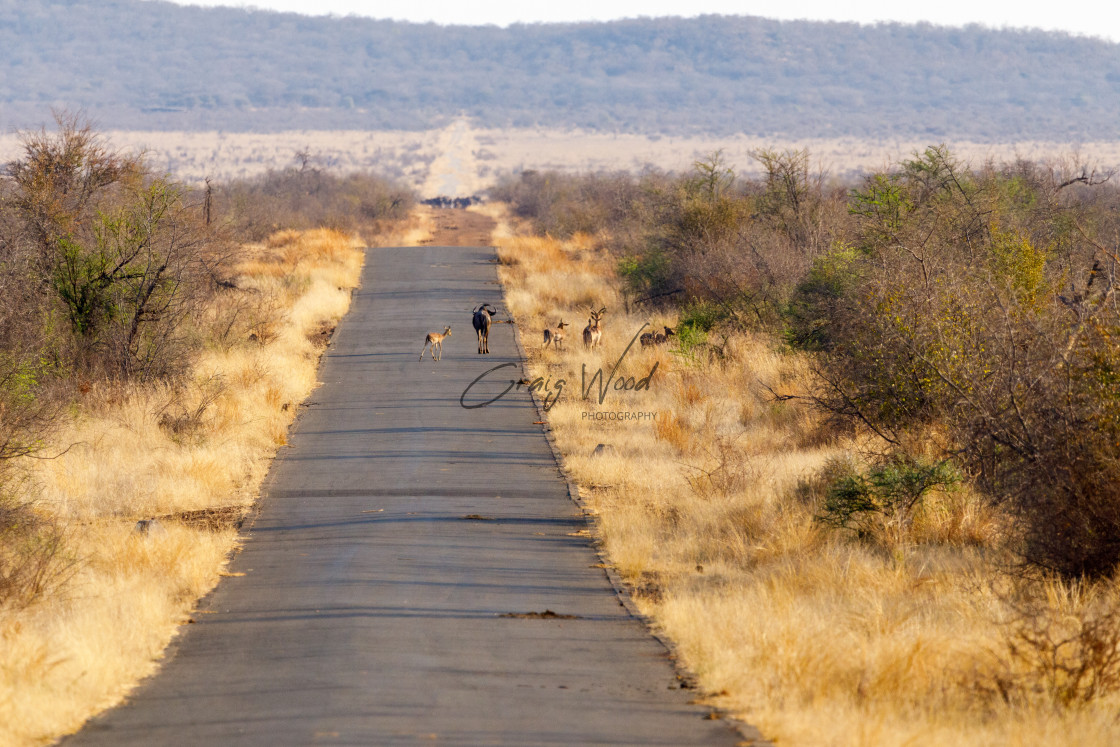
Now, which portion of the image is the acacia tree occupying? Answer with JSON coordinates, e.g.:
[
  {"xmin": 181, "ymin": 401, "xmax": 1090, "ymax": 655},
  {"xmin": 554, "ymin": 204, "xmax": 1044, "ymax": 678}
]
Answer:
[
  {"xmin": 6, "ymin": 112, "xmax": 215, "ymax": 380},
  {"xmin": 7, "ymin": 111, "xmax": 143, "ymax": 269},
  {"xmin": 61, "ymin": 179, "xmax": 210, "ymax": 378}
]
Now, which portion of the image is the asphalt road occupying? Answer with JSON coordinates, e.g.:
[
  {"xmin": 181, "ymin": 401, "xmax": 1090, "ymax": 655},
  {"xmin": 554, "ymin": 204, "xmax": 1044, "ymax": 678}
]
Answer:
[{"xmin": 68, "ymin": 244, "xmax": 752, "ymax": 746}]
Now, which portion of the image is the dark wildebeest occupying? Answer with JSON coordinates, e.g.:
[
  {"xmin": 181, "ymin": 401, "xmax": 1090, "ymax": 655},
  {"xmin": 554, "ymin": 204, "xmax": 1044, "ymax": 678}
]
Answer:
[
  {"xmin": 641, "ymin": 325, "xmax": 677, "ymax": 347},
  {"xmin": 473, "ymin": 303, "xmax": 497, "ymax": 354},
  {"xmin": 655, "ymin": 326, "xmax": 677, "ymax": 345}
]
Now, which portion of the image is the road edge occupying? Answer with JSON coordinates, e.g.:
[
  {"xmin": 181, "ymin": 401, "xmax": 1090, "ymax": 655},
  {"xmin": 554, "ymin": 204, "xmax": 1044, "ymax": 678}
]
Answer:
[{"xmin": 498, "ymin": 253, "xmax": 772, "ymax": 747}]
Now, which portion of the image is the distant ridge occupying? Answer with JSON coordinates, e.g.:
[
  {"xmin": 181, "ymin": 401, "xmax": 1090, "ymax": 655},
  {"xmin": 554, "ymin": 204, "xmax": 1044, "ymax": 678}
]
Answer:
[{"xmin": 2, "ymin": 0, "xmax": 1119, "ymax": 140}]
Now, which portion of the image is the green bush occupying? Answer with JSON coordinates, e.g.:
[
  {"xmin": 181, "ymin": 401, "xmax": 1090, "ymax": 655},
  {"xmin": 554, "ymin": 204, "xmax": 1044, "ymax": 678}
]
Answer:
[
  {"xmin": 678, "ymin": 300, "xmax": 723, "ymax": 333},
  {"xmin": 785, "ymin": 242, "xmax": 861, "ymax": 349},
  {"xmin": 666, "ymin": 301, "xmax": 731, "ymax": 363},
  {"xmin": 818, "ymin": 454, "xmax": 961, "ymax": 535},
  {"xmin": 617, "ymin": 250, "xmax": 673, "ymax": 299}
]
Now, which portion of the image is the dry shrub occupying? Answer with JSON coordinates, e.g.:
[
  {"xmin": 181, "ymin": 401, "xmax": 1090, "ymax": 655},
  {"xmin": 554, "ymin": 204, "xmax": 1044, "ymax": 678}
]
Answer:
[
  {"xmin": 981, "ymin": 582, "xmax": 1120, "ymax": 709},
  {"xmin": 812, "ymin": 148, "xmax": 1120, "ymax": 578},
  {"xmin": 0, "ymin": 494, "xmax": 69, "ymax": 611},
  {"xmin": 490, "ymin": 170, "xmax": 643, "ymax": 240},
  {"xmin": 4, "ymin": 113, "xmax": 237, "ymax": 383},
  {"xmin": 910, "ymin": 487, "xmax": 1001, "ymax": 547},
  {"xmin": 154, "ymin": 375, "xmax": 227, "ymax": 445},
  {"xmin": 216, "ymin": 166, "xmax": 414, "ymax": 242},
  {"xmin": 794, "ymin": 454, "xmax": 858, "ymax": 507},
  {"xmin": 814, "ymin": 453, "xmax": 962, "ymax": 546},
  {"xmin": 204, "ymin": 287, "xmax": 285, "ymax": 349},
  {"xmin": 682, "ymin": 435, "xmax": 755, "ymax": 500}
]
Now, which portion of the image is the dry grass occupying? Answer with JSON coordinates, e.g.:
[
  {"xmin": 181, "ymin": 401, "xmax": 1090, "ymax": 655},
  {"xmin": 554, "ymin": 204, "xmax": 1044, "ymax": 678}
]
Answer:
[
  {"xmin": 489, "ymin": 204, "xmax": 1120, "ymax": 746},
  {"xmin": 367, "ymin": 207, "xmax": 433, "ymax": 248},
  {"xmin": 0, "ymin": 228, "xmax": 367, "ymax": 745}
]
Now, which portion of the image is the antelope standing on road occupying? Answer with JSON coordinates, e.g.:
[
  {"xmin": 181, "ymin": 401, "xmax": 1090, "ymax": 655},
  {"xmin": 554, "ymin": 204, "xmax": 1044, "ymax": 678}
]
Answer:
[
  {"xmin": 473, "ymin": 303, "xmax": 497, "ymax": 354},
  {"xmin": 543, "ymin": 320, "xmax": 569, "ymax": 350},
  {"xmin": 419, "ymin": 326, "xmax": 451, "ymax": 361},
  {"xmin": 583, "ymin": 307, "xmax": 606, "ymax": 350}
]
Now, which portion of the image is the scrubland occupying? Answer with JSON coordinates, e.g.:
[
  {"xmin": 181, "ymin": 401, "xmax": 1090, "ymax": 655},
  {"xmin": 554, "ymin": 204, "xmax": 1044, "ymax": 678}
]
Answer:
[{"xmin": 485, "ymin": 165, "xmax": 1120, "ymax": 744}]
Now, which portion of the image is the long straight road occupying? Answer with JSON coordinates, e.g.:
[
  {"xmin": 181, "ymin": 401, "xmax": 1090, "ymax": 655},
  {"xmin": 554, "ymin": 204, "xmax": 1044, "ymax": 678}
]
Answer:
[{"xmin": 69, "ymin": 242, "xmax": 750, "ymax": 745}]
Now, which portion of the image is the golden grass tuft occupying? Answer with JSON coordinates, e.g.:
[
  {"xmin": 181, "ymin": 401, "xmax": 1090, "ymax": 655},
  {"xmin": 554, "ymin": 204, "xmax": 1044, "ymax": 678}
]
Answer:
[
  {"xmin": 654, "ymin": 412, "xmax": 690, "ymax": 454},
  {"xmin": 492, "ymin": 205, "xmax": 1120, "ymax": 746},
  {"xmin": 0, "ymin": 228, "xmax": 366, "ymax": 745}
]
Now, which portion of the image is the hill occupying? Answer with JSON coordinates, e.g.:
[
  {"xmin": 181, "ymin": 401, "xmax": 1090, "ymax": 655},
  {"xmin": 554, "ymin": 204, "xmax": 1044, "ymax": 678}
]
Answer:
[{"xmin": 3, "ymin": 0, "xmax": 1120, "ymax": 140}]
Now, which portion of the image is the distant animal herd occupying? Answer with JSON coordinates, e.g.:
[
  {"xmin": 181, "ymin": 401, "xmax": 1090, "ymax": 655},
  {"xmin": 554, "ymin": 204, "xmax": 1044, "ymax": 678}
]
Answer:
[
  {"xmin": 420, "ymin": 304, "xmax": 676, "ymax": 362},
  {"xmin": 421, "ymin": 196, "xmax": 483, "ymax": 209}
]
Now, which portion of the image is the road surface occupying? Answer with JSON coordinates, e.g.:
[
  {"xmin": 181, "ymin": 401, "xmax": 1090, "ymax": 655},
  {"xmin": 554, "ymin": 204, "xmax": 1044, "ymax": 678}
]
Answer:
[{"xmin": 69, "ymin": 241, "xmax": 755, "ymax": 745}]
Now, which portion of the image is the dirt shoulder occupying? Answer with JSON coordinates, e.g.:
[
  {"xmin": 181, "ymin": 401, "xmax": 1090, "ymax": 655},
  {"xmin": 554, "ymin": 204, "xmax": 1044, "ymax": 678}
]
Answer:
[{"xmin": 418, "ymin": 207, "xmax": 496, "ymax": 246}]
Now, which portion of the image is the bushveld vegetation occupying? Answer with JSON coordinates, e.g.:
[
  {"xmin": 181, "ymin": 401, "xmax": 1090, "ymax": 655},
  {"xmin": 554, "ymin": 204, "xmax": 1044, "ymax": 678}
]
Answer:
[
  {"xmin": 216, "ymin": 152, "xmax": 415, "ymax": 242},
  {"xmin": 489, "ymin": 146, "xmax": 1120, "ymax": 743},
  {"xmin": 0, "ymin": 113, "xmax": 415, "ymax": 744}
]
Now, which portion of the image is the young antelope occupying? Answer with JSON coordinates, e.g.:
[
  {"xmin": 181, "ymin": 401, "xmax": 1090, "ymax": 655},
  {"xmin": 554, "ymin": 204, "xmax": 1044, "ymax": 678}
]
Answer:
[
  {"xmin": 543, "ymin": 319, "xmax": 569, "ymax": 350},
  {"xmin": 419, "ymin": 326, "xmax": 451, "ymax": 362}
]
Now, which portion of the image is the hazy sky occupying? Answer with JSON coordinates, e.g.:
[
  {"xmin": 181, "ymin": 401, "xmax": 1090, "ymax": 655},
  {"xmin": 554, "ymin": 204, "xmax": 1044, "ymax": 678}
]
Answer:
[{"xmin": 167, "ymin": 1, "xmax": 1120, "ymax": 42}]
